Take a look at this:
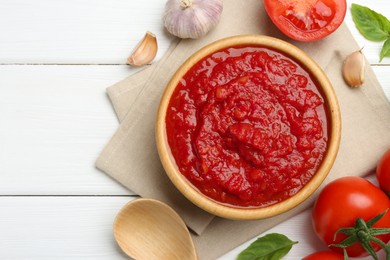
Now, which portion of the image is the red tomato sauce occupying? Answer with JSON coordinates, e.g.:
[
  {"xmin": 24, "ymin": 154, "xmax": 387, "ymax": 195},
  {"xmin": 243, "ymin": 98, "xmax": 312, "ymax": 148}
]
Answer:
[{"xmin": 165, "ymin": 46, "xmax": 329, "ymax": 207}]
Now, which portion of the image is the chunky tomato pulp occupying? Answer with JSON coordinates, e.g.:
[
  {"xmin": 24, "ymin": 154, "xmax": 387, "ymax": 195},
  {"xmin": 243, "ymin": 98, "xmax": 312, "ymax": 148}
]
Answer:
[{"xmin": 165, "ymin": 46, "xmax": 329, "ymax": 207}]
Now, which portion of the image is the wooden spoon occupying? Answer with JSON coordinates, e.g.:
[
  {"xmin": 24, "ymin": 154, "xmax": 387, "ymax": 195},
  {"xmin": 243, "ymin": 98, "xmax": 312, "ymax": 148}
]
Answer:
[{"xmin": 113, "ymin": 198, "xmax": 197, "ymax": 260}]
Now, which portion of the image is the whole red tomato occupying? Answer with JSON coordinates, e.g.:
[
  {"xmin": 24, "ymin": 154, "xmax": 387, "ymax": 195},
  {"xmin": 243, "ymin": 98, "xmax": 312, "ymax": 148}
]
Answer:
[
  {"xmin": 303, "ymin": 251, "xmax": 344, "ymax": 260},
  {"xmin": 376, "ymin": 149, "xmax": 390, "ymax": 194},
  {"xmin": 263, "ymin": 0, "xmax": 347, "ymax": 42},
  {"xmin": 312, "ymin": 176, "xmax": 390, "ymax": 257}
]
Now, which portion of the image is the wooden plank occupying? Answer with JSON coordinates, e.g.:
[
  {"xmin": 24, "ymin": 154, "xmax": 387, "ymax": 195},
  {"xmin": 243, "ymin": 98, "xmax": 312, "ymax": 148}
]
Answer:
[
  {"xmin": 0, "ymin": 0, "xmax": 174, "ymax": 64},
  {"xmin": 0, "ymin": 0, "xmax": 389, "ymax": 65},
  {"xmin": 0, "ymin": 196, "xmax": 134, "ymax": 259},
  {"xmin": 373, "ymin": 66, "xmax": 390, "ymax": 100},
  {"xmin": 0, "ymin": 65, "xmax": 139, "ymax": 195}
]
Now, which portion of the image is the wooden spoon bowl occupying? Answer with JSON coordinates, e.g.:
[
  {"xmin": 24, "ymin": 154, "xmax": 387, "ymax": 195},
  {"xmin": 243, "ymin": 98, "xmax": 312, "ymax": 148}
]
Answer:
[{"xmin": 113, "ymin": 198, "xmax": 197, "ymax": 260}]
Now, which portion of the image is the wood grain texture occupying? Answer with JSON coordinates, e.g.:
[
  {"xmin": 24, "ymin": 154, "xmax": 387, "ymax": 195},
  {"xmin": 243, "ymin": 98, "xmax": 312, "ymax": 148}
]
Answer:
[
  {"xmin": 0, "ymin": 65, "xmax": 140, "ymax": 195},
  {"xmin": 0, "ymin": 0, "xmax": 388, "ymax": 65},
  {"xmin": 114, "ymin": 199, "xmax": 197, "ymax": 260},
  {"xmin": 0, "ymin": 0, "xmax": 174, "ymax": 64},
  {"xmin": 375, "ymin": 66, "xmax": 390, "ymax": 101},
  {"xmin": 0, "ymin": 196, "xmax": 133, "ymax": 259}
]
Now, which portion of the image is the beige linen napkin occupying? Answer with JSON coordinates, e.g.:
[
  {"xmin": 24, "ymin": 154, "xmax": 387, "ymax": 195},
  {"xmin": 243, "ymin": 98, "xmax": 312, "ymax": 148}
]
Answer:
[{"xmin": 97, "ymin": 0, "xmax": 390, "ymax": 258}]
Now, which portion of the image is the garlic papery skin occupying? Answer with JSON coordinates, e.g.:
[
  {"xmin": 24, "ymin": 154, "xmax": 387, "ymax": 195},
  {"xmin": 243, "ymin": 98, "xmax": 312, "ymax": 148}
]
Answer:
[
  {"xmin": 127, "ymin": 31, "xmax": 158, "ymax": 66},
  {"xmin": 163, "ymin": 0, "xmax": 223, "ymax": 39},
  {"xmin": 342, "ymin": 49, "xmax": 365, "ymax": 88}
]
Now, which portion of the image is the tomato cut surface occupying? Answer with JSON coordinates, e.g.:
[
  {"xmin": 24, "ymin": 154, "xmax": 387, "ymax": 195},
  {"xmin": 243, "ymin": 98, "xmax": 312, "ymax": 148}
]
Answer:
[{"xmin": 264, "ymin": 0, "xmax": 347, "ymax": 42}]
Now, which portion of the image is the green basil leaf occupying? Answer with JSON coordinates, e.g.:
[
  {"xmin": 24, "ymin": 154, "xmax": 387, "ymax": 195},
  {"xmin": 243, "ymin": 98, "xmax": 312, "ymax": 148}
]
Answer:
[
  {"xmin": 351, "ymin": 3, "xmax": 390, "ymax": 41},
  {"xmin": 237, "ymin": 233, "xmax": 298, "ymax": 260},
  {"xmin": 380, "ymin": 37, "xmax": 390, "ymax": 62}
]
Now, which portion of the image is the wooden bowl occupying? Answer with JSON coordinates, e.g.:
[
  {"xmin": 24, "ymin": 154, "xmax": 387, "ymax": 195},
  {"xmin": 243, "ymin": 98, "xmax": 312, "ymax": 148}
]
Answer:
[{"xmin": 156, "ymin": 35, "xmax": 341, "ymax": 220}]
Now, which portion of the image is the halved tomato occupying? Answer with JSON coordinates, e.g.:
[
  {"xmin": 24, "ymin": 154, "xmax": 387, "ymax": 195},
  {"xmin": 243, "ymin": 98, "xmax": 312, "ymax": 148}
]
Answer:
[{"xmin": 264, "ymin": 0, "xmax": 347, "ymax": 42}]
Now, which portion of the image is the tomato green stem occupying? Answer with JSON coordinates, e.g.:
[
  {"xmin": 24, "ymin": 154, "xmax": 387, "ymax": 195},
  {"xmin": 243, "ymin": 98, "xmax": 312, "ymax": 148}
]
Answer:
[
  {"xmin": 330, "ymin": 209, "xmax": 390, "ymax": 260},
  {"xmin": 343, "ymin": 249, "xmax": 348, "ymax": 260}
]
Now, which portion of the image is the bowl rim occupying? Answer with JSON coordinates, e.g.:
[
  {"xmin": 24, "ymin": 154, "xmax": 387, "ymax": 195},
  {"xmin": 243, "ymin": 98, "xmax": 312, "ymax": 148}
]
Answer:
[{"xmin": 156, "ymin": 34, "xmax": 341, "ymax": 220}]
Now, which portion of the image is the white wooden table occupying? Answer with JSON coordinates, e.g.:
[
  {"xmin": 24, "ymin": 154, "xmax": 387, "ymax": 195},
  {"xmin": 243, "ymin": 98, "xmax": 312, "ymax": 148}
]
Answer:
[{"xmin": 1, "ymin": 1, "xmax": 389, "ymax": 259}]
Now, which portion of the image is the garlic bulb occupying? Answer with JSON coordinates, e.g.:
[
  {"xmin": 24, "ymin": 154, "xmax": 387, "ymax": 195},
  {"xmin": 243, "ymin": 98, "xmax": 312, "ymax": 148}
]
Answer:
[
  {"xmin": 163, "ymin": 0, "xmax": 223, "ymax": 39},
  {"xmin": 342, "ymin": 49, "xmax": 365, "ymax": 88}
]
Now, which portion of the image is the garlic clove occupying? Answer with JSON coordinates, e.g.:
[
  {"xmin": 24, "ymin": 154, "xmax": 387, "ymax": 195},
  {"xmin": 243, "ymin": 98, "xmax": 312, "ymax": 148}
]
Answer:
[
  {"xmin": 127, "ymin": 31, "xmax": 158, "ymax": 66},
  {"xmin": 342, "ymin": 49, "xmax": 365, "ymax": 88}
]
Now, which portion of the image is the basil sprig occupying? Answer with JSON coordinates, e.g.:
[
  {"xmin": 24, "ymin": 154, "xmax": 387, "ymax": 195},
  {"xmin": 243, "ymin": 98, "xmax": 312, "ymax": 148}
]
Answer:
[
  {"xmin": 351, "ymin": 3, "xmax": 390, "ymax": 61},
  {"xmin": 237, "ymin": 233, "xmax": 298, "ymax": 260}
]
